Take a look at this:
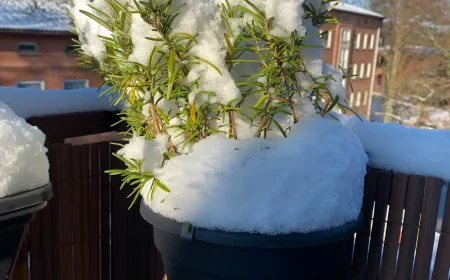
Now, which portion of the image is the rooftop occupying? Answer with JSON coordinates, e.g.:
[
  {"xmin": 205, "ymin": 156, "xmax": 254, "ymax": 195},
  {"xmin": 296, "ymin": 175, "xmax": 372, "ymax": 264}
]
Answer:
[
  {"xmin": 0, "ymin": 0, "xmax": 384, "ymax": 33},
  {"xmin": 0, "ymin": 0, "xmax": 70, "ymax": 32},
  {"xmin": 334, "ymin": 2, "xmax": 384, "ymax": 19}
]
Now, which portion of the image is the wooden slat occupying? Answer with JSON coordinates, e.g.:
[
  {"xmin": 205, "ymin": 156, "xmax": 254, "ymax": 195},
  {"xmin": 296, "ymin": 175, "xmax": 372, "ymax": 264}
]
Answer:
[
  {"xmin": 366, "ymin": 171, "xmax": 393, "ymax": 280},
  {"xmin": 80, "ymin": 145, "xmax": 91, "ymax": 280},
  {"xmin": 380, "ymin": 174, "xmax": 408, "ymax": 280},
  {"xmin": 49, "ymin": 144, "xmax": 63, "ymax": 280},
  {"xmin": 344, "ymin": 234, "xmax": 355, "ymax": 279},
  {"xmin": 61, "ymin": 144, "xmax": 74, "ymax": 280},
  {"xmin": 71, "ymin": 145, "xmax": 83, "ymax": 280},
  {"xmin": 89, "ymin": 143, "xmax": 101, "ymax": 280},
  {"xmin": 395, "ymin": 176, "xmax": 426, "ymax": 280},
  {"xmin": 99, "ymin": 142, "xmax": 111, "ymax": 280},
  {"xmin": 352, "ymin": 169, "xmax": 378, "ymax": 280},
  {"xmin": 413, "ymin": 177, "xmax": 444, "ymax": 280},
  {"xmin": 10, "ymin": 227, "xmax": 30, "ymax": 280},
  {"xmin": 432, "ymin": 185, "xmax": 450, "ymax": 280},
  {"xmin": 110, "ymin": 143, "xmax": 128, "ymax": 280},
  {"xmin": 29, "ymin": 211, "xmax": 42, "ymax": 280}
]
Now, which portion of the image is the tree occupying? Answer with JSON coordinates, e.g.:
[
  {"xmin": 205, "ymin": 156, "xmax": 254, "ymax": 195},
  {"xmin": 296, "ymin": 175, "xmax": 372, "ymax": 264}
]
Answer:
[{"xmin": 369, "ymin": 0, "xmax": 450, "ymax": 124}]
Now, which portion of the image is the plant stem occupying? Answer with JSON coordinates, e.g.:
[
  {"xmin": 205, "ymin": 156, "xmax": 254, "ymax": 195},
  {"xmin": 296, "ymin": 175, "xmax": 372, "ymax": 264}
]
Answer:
[{"xmin": 228, "ymin": 110, "xmax": 238, "ymax": 139}]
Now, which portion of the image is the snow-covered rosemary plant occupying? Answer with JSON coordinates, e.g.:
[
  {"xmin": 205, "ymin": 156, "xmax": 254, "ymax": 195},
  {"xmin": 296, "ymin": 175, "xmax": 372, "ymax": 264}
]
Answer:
[{"xmin": 71, "ymin": 0, "xmax": 356, "ymax": 207}]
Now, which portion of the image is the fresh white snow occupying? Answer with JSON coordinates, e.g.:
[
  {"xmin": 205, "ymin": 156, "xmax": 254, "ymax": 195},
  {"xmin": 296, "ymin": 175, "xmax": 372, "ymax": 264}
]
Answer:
[
  {"xmin": 0, "ymin": 101, "xmax": 49, "ymax": 198},
  {"xmin": 338, "ymin": 114, "xmax": 450, "ymax": 181},
  {"xmin": 333, "ymin": 2, "xmax": 384, "ymax": 19},
  {"xmin": 137, "ymin": 117, "xmax": 368, "ymax": 234},
  {"xmin": 0, "ymin": 0, "xmax": 70, "ymax": 32},
  {"xmin": 0, "ymin": 87, "xmax": 119, "ymax": 119}
]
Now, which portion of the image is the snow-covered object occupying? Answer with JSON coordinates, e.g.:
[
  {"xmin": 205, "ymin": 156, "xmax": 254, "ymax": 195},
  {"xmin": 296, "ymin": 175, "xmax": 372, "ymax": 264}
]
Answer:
[
  {"xmin": 139, "ymin": 117, "xmax": 368, "ymax": 234},
  {"xmin": 334, "ymin": 2, "xmax": 384, "ymax": 19},
  {"xmin": 0, "ymin": 101, "xmax": 49, "ymax": 198},
  {"xmin": 426, "ymin": 109, "xmax": 450, "ymax": 129},
  {"xmin": 0, "ymin": 87, "xmax": 119, "ymax": 119},
  {"xmin": 0, "ymin": 0, "xmax": 70, "ymax": 32},
  {"xmin": 118, "ymin": 135, "xmax": 169, "ymax": 171},
  {"xmin": 338, "ymin": 114, "xmax": 450, "ymax": 181}
]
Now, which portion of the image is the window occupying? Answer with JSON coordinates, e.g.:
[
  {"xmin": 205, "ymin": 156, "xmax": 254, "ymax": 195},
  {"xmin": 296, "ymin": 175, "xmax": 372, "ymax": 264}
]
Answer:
[
  {"xmin": 363, "ymin": 34, "xmax": 368, "ymax": 49},
  {"xmin": 352, "ymin": 64, "xmax": 358, "ymax": 80},
  {"xmin": 377, "ymin": 74, "xmax": 383, "ymax": 86},
  {"xmin": 17, "ymin": 42, "xmax": 37, "ymax": 55},
  {"xmin": 356, "ymin": 92, "xmax": 361, "ymax": 107},
  {"xmin": 369, "ymin": 34, "xmax": 375, "ymax": 49},
  {"xmin": 355, "ymin": 33, "xmax": 361, "ymax": 49},
  {"xmin": 16, "ymin": 81, "xmax": 44, "ymax": 89},
  {"xmin": 366, "ymin": 63, "xmax": 372, "ymax": 78},
  {"xmin": 363, "ymin": 91, "xmax": 369, "ymax": 106},
  {"xmin": 349, "ymin": 93, "xmax": 354, "ymax": 107},
  {"xmin": 63, "ymin": 79, "xmax": 89, "ymax": 90},
  {"xmin": 338, "ymin": 28, "xmax": 352, "ymax": 70},
  {"xmin": 321, "ymin": 30, "xmax": 332, "ymax": 49},
  {"xmin": 360, "ymin": 63, "xmax": 365, "ymax": 79},
  {"xmin": 65, "ymin": 45, "xmax": 78, "ymax": 56}
]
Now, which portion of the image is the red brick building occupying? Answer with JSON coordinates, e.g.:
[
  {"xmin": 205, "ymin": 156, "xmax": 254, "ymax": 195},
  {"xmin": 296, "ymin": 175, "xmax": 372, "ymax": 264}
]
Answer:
[
  {"xmin": 0, "ymin": 1, "xmax": 383, "ymax": 118},
  {"xmin": 0, "ymin": 0, "xmax": 102, "ymax": 90},
  {"xmin": 321, "ymin": 3, "xmax": 384, "ymax": 117}
]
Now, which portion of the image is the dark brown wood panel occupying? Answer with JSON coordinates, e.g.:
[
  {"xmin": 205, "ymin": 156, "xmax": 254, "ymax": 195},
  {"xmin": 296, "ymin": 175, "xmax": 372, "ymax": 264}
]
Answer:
[
  {"xmin": 27, "ymin": 111, "xmax": 119, "ymax": 144},
  {"xmin": 431, "ymin": 185, "xmax": 450, "ymax": 280},
  {"xmin": 395, "ymin": 176, "xmax": 426, "ymax": 280},
  {"xmin": 352, "ymin": 169, "xmax": 378, "ymax": 280},
  {"xmin": 413, "ymin": 178, "xmax": 444, "ymax": 280},
  {"xmin": 379, "ymin": 174, "xmax": 408, "ymax": 280},
  {"xmin": 99, "ymin": 142, "xmax": 111, "ymax": 280},
  {"xmin": 366, "ymin": 172, "xmax": 393, "ymax": 280}
]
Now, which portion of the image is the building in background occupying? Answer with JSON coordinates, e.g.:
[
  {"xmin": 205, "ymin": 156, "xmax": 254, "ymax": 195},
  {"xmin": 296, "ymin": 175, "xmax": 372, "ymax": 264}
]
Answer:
[
  {"xmin": 321, "ymin": 3, "xmax": 384, "ymax": 118},
  {"xmin": 0, "ymin": 0, "xmax": 101, "ymax": 90}
]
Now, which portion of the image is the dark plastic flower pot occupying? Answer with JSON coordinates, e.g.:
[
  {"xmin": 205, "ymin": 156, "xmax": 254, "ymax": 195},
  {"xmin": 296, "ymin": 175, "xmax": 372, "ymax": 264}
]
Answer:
[
  {"xmin": 0, "ymin": 183, "xmax": 53, "ymax": 279},
  {"xmin": 140, "ymin": 201, "xmax": 363, "ymax": 280}
]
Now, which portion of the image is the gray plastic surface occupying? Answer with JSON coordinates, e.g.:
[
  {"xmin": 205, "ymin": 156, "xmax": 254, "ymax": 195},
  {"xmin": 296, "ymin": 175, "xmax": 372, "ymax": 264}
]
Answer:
[
  {"xmin": 140, "ymin": 200, "xmax": 363, "ymax": 249},
  {"xmin": 0, "ymin": 183, "xmax": 52, "ymax": 215},
  {"xmin": 0, "ymin": 202, "xmax": 47, "ymax": 222}
]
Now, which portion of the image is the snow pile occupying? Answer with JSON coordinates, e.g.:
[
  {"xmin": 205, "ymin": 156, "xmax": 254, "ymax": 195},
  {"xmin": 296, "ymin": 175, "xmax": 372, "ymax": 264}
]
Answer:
[
  {"xmin": 134, "ymin": 117, "xmax": 368, "ymax": 234},
  {"xmin": 426, "ymin": 109, "xmax": 450, "ymax": 129},
  {"xmin": 0, "ymin": 101, "xmax": 49, "ymax": 198},
  {"xmin": 0, "ymin": 87, "xmax": 120, "ymax": 119},
  {"xmin": 0, "ymin": 0, "xmax": 70, "ymax": 32},
  {"xmin": 338, "ymin": 114, "xmax": 450, "ymax": 181}
]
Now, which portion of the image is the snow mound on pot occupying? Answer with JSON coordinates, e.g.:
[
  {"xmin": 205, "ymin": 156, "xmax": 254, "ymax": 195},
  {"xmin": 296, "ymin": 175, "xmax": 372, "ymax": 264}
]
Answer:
[
  {"xmin": 143, "ymin": 117, "xmax": 368, "ymax": 234},
  {"xmin": 0, "ymin": 101, "xmax": 49, "ymax": 198}
]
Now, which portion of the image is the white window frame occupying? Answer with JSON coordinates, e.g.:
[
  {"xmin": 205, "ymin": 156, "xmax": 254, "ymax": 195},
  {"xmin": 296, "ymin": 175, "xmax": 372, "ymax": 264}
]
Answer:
[
  {"xmin": 363, "ymin": 91, "xmax": 369, "ymax": 106},
  {"xmin": 356, "ymin": 92, "xmax": 361, "ymax": 107},
  {"xmin": 16, "ymin": 80, "xmax": 45, "ymax": 89},
  {"xmin": 360, "ymin": 63, "xmax": 365, "ymax": 79},
  {"xmin": 355, "ymin": 33, "xmax": 361, "ymax": 49},
  {"xmin": 349, "ymin": 93, "xmax": 354, "ymax": 107},
  {"xmin": 369, "ymin": 34, "xmax": 375, "ymax": 49},
  {"xmin": 366, "ymin": 63, "xmax": 372, "ymax": 78},
  {"xmin": 352, "ymin": 64, "xmax": 358, "ymax": 80},
  {"xmin": 63, "ymin": 79, "xmax": 89, "ymax": 90},
  {"xmin": 320, "ymin": 29, "xmax": 332, "ymax": 49},
  {"xmin": 363, "ymin": 34, "xmax": 368, "ymax": 49}
]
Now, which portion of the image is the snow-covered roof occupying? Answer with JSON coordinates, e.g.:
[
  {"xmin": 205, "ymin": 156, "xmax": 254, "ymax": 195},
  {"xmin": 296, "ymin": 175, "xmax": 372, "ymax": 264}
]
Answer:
[
  {"xmin": 334, "ymin": 2, "xmax": 384, "ymax": 19},
  {"xmin": 0, "ymin": 0, "xmax": 71, "ymax": 32}
]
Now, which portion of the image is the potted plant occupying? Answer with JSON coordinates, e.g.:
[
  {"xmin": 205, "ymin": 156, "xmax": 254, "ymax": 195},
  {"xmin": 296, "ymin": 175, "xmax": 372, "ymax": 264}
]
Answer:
[
  {"xmin": 72, "ymin": 0, "xmax": 368, "ymax": 278},
  {"xmin": 0, "ymin": 101, "xmax": 52, "ymax": 279}
]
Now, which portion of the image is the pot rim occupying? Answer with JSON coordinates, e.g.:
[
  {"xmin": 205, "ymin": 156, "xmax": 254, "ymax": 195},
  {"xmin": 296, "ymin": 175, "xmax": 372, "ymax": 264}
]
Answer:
[
  {"xmin": 0, "ymin": 182, "xmax": 53, "ymax": 217},
  {"xmin": 140, "ymin": 201, "xmax": 363, "ymax": 248}
]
